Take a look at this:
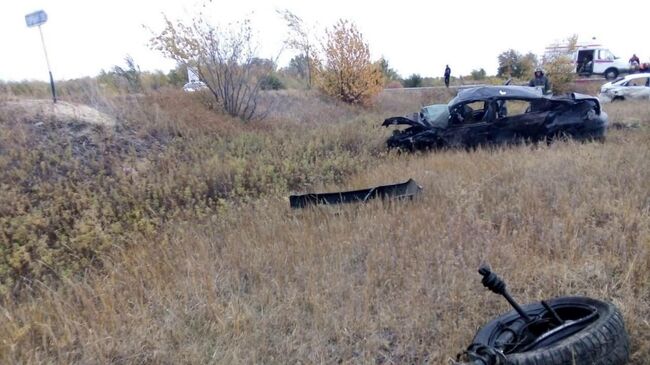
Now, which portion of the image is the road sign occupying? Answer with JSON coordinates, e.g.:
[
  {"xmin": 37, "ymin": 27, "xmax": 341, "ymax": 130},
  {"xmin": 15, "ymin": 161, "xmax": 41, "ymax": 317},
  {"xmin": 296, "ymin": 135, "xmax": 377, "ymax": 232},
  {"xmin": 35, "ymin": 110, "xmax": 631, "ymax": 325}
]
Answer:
[
  {"xmin": 25, "ymin": 10, "xmax": 48, "ymax": 28},
  {"xmin": 25, "ymin": 10, "xmax": 56, "ymax": 103}
]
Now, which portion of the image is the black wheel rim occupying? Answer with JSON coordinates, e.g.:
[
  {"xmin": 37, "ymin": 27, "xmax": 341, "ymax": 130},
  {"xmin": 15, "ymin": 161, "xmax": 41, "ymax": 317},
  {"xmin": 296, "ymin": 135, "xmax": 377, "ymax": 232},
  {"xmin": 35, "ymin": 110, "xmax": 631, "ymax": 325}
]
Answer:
[{"xmin": 490, "ymin": 302, "xmax": 599, "ymax": 354}]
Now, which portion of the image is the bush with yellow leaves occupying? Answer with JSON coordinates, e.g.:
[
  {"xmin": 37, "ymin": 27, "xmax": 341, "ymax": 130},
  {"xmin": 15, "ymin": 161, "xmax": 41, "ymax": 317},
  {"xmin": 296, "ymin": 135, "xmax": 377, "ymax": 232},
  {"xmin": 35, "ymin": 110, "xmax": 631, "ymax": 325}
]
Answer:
[
  {"xmin": 542, "ymin": 35, "xmax": 578, "ymax": 95},
  {"xmin": 543, "ymin": 55, "xmax": 576, "ymax": 95},
  {"xmin": 314, "ymin": 20, "xmax": 383, "ymax": 106}
]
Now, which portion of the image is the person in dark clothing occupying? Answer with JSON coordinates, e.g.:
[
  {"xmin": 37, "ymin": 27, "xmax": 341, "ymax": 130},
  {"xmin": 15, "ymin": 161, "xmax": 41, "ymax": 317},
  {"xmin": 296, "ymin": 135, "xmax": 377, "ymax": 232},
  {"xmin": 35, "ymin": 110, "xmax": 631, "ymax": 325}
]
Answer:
[
  {"xmin": 629, "ymin": 54, "xmax": 640, "ymax": 72},
  {"xmin": 444, "ymin": 65, "xmax": 451, "ymax": 88},
  {"xmin": 528, "ymin": 67, "xmax": 550, "ymax": 94},
  {"xmin": 579, "ymin": 55, "xmax": 593, "ymax": 74}
]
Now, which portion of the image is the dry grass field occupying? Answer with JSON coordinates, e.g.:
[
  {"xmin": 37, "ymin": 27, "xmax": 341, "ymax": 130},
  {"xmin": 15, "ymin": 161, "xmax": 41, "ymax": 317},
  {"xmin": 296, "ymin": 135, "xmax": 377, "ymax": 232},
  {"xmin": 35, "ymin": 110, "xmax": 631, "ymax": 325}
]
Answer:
[{"xmin": 0, "ymin": 86, "xmax": 648, "ymax": 364}]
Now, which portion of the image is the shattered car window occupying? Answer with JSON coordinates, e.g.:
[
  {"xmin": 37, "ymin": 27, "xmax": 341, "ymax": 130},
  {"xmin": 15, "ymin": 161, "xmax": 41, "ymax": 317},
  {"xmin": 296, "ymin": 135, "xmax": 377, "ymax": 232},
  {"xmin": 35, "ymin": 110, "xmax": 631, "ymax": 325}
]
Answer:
[
  {"xmin": 420, "ymin": 105, "xmax": 449, "ymax": 128},
  {"xmin": 450, "ymin": 101, "xmax": 488, "ymax": 124},
  {"xmin": 625, "ymin": 76, "xmax": 648, "ymax": 87},
  {"xmin": 497, "ymin": 100, "xmax": 531, "ymax": 118}
]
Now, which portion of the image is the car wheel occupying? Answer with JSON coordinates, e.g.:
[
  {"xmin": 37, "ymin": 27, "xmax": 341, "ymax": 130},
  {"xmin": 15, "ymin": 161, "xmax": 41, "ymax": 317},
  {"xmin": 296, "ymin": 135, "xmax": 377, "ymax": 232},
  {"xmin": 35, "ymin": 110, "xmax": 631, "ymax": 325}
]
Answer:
[
  {"xmin": 604, "ymin": 68, "xmax": 619, "ymax": 80},
  {"xmin": 469, "ymin": 296, "xmax": 630, "ymax": 365}
]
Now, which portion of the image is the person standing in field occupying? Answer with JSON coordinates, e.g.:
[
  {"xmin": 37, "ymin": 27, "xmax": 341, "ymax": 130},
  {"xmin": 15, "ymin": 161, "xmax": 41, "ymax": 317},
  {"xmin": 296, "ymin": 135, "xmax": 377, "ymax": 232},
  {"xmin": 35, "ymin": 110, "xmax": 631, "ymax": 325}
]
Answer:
[
  {"xmin": 444, "ymin": 65, "xmax": 451, "ymax": 88},
  {"xmin": 528, "ymin": 67, "xmax": 550, "ymax": 94}
]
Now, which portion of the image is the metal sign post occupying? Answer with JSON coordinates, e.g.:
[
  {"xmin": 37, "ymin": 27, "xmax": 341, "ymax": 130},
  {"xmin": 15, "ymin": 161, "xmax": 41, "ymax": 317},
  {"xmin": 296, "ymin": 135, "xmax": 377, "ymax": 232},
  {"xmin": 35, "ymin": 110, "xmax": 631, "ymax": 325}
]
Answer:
[{"xmin": 25, "ymin": 10, "xmax": 56, "ymax": 103}]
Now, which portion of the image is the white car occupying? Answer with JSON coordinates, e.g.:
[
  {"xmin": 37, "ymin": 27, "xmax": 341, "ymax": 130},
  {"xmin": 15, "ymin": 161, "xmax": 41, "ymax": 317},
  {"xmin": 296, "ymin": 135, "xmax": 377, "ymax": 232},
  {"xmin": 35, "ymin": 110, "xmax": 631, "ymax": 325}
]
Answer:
[
  {"xmin": 182, "ymin": 81, "xmax": 208, "ymax": 93},
  {"xmin": 598, "ymin": 73, "xmax": 650, "ymax": 102}
]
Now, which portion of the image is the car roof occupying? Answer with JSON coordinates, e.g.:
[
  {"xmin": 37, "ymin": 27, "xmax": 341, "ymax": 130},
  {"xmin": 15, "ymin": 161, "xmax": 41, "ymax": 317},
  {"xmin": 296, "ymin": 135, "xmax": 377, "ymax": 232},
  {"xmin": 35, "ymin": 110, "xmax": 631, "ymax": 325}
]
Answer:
[
  {"xmin": 448, "ymin": 85, "xmax": 544, "ymax": 108},
  {"xmin": 624, "ymin": 73, "xmax": 650, "ymax": 80},
  {"xmin": 611, "ymin": 73, "xmax": 650, "ymax": 85}
]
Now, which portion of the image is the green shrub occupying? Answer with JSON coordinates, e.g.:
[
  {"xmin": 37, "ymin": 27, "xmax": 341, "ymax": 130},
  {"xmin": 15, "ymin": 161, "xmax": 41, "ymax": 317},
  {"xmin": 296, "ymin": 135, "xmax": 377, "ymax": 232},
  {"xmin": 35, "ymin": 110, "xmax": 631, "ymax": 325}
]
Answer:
[
  {"xmin": 260, "ymin": 74, "xmax": 285, "ymax": 90},
  {"xmin": 403, "ymin": 74, "xmax": 423, "ymax": 88},
  {"xmin": 470, "ymin": 68, "xmax": 487, "ymax": 80}
]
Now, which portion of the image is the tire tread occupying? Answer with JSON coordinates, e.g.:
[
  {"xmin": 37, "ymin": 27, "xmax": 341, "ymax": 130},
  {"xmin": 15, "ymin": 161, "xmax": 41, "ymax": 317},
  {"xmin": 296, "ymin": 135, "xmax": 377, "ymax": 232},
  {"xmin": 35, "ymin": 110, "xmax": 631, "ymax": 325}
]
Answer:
[{"xmin": 472, "ymin": 296, "xmax": 629, "ymax": 365}]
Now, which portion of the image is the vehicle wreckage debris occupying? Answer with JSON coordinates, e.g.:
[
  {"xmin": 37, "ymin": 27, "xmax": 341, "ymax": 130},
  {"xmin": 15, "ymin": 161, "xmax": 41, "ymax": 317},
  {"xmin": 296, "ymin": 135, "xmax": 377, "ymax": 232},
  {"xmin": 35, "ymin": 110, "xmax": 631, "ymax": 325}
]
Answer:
[
  {"xmin": 454, "ymin": 266, "xmax": 630, "ymax": 365},
  {"xmin": 289, "ymin": 178, "xmax": 422, "ymax": 208},
  {"xmin": 383, "ymin": 85, "xmax": 608, "ymax": 151}
]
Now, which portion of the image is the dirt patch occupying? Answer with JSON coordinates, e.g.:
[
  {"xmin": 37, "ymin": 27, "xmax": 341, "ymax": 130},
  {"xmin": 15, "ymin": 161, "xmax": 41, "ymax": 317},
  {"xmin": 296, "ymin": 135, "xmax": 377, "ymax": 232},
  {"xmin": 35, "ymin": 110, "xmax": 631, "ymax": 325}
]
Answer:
[
  {"xmin": 0, "ymin": 98, "xmax": 158, "ymax": 170},
  {"xmin": 2, "ymin": 99, "xmax": 116, "ymax": 127}
]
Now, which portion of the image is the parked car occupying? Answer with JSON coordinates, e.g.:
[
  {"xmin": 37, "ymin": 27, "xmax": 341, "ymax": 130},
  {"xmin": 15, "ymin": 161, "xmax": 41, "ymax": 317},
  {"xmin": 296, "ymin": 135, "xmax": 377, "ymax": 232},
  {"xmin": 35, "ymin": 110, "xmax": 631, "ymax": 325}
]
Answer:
[
  {"xmin": 382, "ymin": 85, "xmax": 608, "ymax": 151},
  {"xmin": 598, "ymin": 73, "xmax": 650, "ymax": 102}
]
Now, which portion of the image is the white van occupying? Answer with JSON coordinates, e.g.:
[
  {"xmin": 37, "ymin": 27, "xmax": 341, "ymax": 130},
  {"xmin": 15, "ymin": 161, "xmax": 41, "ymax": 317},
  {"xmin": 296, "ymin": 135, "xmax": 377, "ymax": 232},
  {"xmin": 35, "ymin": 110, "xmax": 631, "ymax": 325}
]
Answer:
[{"xmin": 571, "ymin": 46, "xmax": 630, "ymax": 80}]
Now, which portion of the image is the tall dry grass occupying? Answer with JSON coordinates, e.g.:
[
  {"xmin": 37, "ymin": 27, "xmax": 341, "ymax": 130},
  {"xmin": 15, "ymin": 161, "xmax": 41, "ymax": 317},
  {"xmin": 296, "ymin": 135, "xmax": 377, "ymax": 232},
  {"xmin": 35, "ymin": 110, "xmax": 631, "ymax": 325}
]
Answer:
[
  {"xmin": 0, "ymin": 84, "xmax": 648, "ymax": 364},
  {"xmin": 0, "ymin": 88, "xmax": 386, "ymax": 295}
]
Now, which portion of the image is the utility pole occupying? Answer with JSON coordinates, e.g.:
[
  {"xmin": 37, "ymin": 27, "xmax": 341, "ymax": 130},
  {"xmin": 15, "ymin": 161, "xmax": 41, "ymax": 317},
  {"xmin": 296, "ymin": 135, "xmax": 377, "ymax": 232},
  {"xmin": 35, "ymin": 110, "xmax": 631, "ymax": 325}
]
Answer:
[{"xmin": 25, "ymin": 10, "xmax": 56, "ymax": 103}]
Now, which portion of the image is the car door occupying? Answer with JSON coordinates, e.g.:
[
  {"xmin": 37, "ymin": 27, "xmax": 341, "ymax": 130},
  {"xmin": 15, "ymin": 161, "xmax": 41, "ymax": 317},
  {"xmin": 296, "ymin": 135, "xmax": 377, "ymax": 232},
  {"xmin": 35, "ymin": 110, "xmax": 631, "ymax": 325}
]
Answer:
[
  {"xmin": 445, "ymin": 121, "xmax": 492, "ymax": 147},
  {"xmin": 622, "ymin": 76, "xmax": 650, "ymax": 100},
  {"xmin": 490, "ymin": 99, "xmax": 550, "ymax": 143},
  {"xmin": 593, "ymin": 48, "xmax": 614, "ymax": 74},
  {"xmin": 443, "ymin": 101, "xmax": 492, "ymax": 147}
]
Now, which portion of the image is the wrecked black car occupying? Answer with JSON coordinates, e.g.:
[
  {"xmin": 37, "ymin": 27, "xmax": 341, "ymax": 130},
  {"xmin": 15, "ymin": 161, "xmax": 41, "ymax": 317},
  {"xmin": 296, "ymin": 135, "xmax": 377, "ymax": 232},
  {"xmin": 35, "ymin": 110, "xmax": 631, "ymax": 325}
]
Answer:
[{"xmin": 382, "ymin": 86, "xmax": 608, "ymax": 151}]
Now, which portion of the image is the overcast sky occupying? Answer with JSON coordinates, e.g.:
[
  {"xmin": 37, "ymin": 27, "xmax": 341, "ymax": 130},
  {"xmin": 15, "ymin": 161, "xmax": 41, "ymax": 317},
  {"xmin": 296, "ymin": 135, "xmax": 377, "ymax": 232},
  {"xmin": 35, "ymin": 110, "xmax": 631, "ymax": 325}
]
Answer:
[{"xmin": 1, "ymin": 0, "xmax": 647, "ymax": 82}]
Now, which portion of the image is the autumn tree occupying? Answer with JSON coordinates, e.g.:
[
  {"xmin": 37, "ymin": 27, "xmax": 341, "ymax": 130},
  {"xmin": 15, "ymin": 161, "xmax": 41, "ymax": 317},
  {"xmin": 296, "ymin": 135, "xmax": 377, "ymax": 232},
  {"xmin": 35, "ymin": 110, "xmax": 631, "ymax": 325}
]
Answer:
[
  {"xmin": 151, "ymin": 17, "xmax": 272, "ymax": 121},
  {"xmin": 497, "ymin": 50, "xmax": 538, "ymax": 79},
  {"xmin": 542, "ymin": 35, "xmax": 578, "ymax": 94},
  {"xmin": 314, "ymin": 19, "xmax": 383, "ymax": 106}
]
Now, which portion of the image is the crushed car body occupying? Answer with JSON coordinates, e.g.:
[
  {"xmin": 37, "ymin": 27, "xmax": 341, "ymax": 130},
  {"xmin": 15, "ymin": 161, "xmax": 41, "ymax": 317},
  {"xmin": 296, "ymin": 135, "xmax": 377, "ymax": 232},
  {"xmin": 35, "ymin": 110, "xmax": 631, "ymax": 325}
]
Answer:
[
  {"xmin": 289, "ymin": 179, "xmax": 422, "ymax": 208},
  {"xmin": 382, "ymin": 85, "xmax": 608, "ymax": 151}
]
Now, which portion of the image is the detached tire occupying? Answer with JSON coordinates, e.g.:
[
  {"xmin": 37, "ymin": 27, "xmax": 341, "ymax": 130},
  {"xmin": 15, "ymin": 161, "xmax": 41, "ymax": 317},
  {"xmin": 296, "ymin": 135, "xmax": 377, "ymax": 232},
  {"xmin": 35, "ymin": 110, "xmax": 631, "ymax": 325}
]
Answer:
[{"xmin": 471, "ymin": 296, "xmax": 629, "ymax": 365}]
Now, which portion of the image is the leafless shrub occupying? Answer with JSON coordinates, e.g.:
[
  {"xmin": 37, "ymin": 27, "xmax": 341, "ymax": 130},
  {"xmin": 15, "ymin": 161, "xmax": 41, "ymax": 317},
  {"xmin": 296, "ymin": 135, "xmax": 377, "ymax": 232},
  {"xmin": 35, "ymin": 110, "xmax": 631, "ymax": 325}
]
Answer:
[
  {"xmin": 151, "ymin": 17, "xmax": 274, "ymax": 121},
  {"xmin": 278, "ymin": 9, "xmax": 317, "ymax": 89}
]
